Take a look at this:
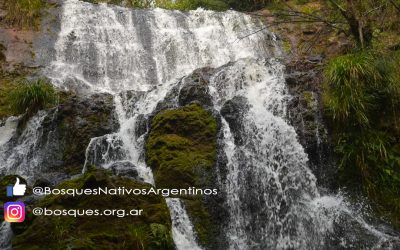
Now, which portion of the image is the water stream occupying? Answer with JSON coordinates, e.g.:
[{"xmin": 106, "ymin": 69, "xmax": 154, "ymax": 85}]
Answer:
[{"xmin": 0, "ymin": 0, "xmax": 399, "ymax": 249}]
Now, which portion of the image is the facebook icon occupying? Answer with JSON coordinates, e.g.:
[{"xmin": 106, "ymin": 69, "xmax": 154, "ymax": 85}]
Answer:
[
  {"xmin": 6, "ymin": 186, "xmax": 13, "ymax": 197},
  {"xmin": 6, "ymin": 178, "xmax": 26, "ymax": 197}
]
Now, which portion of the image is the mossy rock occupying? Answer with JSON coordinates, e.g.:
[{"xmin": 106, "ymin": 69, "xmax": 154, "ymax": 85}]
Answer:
[
  {"xmin": 146, "ymin": 103, "xmax": 217, "ymax": 189},
  {"xmin": 55, "ymin": 93, "xmax": 118, "ymax": 175},
  {"xmin": 182, "ymin": 197, "xmax": 217, "ymax": 246},
  {"xmin": 0, "ymin": 75, "xmax": 19, "ymax": 119},
  {"xmin": 146, "ymin": 103, "xmax": 219, "ymax": 247},
  {"xmin": 12, "ymin": 168, "xmax": 174, "ymax": 250}
]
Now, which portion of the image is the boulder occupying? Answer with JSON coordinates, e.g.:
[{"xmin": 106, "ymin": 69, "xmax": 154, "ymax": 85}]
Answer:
[
  {"xmin": 178, "ymin": 68, "xmax": 214, "ymax": 107},
  {"xmin": 220, "ymin": 96, "xmax": 249, "ymax": 146},
  {"xmin": 109, "ymin": 161, "xmax": 140, "ymax": 180}
]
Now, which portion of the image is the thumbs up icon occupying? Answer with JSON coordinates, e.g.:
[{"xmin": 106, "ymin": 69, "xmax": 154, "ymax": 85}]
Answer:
[{"xmin": 12, "ymin": 178, "xmax": 26, "ymax": 196}]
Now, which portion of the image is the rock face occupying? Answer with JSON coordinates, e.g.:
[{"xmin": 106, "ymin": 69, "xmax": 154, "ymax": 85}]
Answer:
[
  {"xmin": 109, "ymin": 161, "xmax": 141, "ymax": 181},
  {"xmin": 0, "ymin": 92, "xmax": 119, "ymax": 184},
  {"xmin": 178, "ymin": 68, "xmax": 215, "ymax": 108},
  {"xmin": 220, "ymin": 96, "xmax": 249, "ymax": 146},
  {"xmin": 145, "ymin": 70, "xmax": 230, "ymax": 250},
  {"xmin": 46, "ymin": 92, "xmax": 119, "ymax": 177},
  {"xmin": 285, "ymin": 57, "xmax": 337, "ymax": 191}
]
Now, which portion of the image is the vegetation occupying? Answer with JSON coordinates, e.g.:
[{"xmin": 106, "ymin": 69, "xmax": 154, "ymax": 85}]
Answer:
[
  {"xmin": 2, "ymin": 0, "xmax": 46, "ymax": 29},
  {"xmin": 83, "ymin": 0, "xmax": 273, "ymax": 11},
  {"xmin": 266, "ymin": 0, "xmax": 400, "ymax": 229},
  {"xmin": 146, "ymin": 103, "xmax": 218, "ymax": 246},
  {"xmin": 84, "ymin": 0, "xmax": 154, "ymax": 8},
  {"xmin": 156, "ymin": 0, "xmax": 229, "ymax": 11},
  {"xmin": 0, "ymin": 76, "xmax": 18, "ymax": 119},
  {"xmin": 13, "ymin": 168, "xmax": 174, "ymax": 250},
  {"xmin": 146, "ymin": 103, "xmax": 217, "ymax": 189},
  {"xmin": 8, "ymin": 78, "xmax": 58, "ymax": 117},
  {"xmin": 323, "ymin": 50, "xmax": 400, "ymax": 227}
]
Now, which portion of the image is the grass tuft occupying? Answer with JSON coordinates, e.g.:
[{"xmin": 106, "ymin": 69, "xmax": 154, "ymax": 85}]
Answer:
[
  {"xmin": 9, "ymin": 78, "xmax": 58, "ymax": 117},
  {"xmin": 3, "ymin": 0, "xmax": 46, "ymax": 29},
  {"xmin": 324, "ymin": 50, "xmax": 400, "ymax": 228}
]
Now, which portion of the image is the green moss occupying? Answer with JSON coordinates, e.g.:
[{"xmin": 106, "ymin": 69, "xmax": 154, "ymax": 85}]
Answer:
[
  {"xmin": 13, "ymin": 168, "xmax": 174, "ymax": 250},
  {"xmin": 302, "ymin": 91, "xmax": 315, "ymax": 109},
  {"xmin": 282, "ymin": 40, "xmax": 292, "ymax": 54},
  {"xmin": 0, "ymin": 76, "xmax": 19, "ymax": 119},
  {"xmin": 183, "ymin": 197, "xmax": 216, "ymax": 246},
  {"xmin": 146, "ymin": 103, "xmax": 218, "ymax": 246},
  {"xmin": 146, "ymin": 103, "xmax": 217, "ymax": 189}
]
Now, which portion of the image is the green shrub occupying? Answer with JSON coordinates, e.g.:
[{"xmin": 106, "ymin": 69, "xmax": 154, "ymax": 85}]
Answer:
[
  {"xmin": 323, "ymin": 52, "xmax": 380, "ymax": 126},
  {"xmin": 149, "ymin": 223, "xmax": 174, "ymax": 249},
  {"xmin": 324, "ymin": 50, "xmax": 400, "ymax": 228},
  {"xmin": 3, "ymin": 0, "xmax": 45, "ymax": 29},
  {"xmin": 156, "ymin": 0, "xmax": 229, "ymax": 11},
  {"xmin": 9, "ymin": 78, "xmax": 58, "ymax": 116}
]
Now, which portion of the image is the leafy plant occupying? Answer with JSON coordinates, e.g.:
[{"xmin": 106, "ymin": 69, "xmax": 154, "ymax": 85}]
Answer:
[
  {"xmin": 9, "ymin": 78, "xmax": 58, "ymax": 116},
  {"xmin": 324, "ymin": 50, "xmax": 400, "ymax": 228},
  {"xmin": 323, "ymin": 52, "xmax": 381, "ymax": 127},
  {"xmin": 149, "ymin": 223, "xmax": 174, "ymax": 249}
]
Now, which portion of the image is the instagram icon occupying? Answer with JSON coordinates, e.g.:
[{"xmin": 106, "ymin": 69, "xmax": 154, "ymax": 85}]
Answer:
[{"xmin": 4, "ymin": 202, "xmax": 25, "ymax": 223}]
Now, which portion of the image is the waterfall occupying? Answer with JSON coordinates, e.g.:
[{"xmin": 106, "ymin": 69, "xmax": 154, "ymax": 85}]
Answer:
[
  {"xmin": 43, "ymin": 0, "xmax": 278, "ymax": 249},
  {"xmin": 1, "ymin": 0, "xmax": 398, "ymax": 249},
  {"xmin": 208, "ymin": 58, "xmax": 321, "ymax": 249},
  {"xmin": 0, "ymin": 111, "xmax": 55, "ymax": 180},
  {"xmin": 207, "ymin": 58, "xmax": 399, "ymax": 249},
  {"xmin": 0, "ymin": 222, "xmax": 13, "ymax": 250},
  {"xmin": 166, "ymin": 198, "xmax": 203, "ymax": 250}
]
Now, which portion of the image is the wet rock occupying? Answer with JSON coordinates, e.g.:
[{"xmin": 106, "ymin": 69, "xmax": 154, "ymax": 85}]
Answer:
[
  {"xmin": 84, "ymin": 134, "xmax": 126, "ymax": 169},
  {"xmin": 135, "ymin": 114, "xmax": 148, "ymax": 138},
  {"xmin": 110, "ymin": 161, "xmax": 140, "ymax": 180},
  {"xmin": 0, "ymin": 92, "xmax": 120, "ymax": 184},
  {"xmin": 119, "ymin": 90, "xmax": 146, "ymax": 118},
  {"xmin": 306, "ymin": 54, "xmax": 325, "ymax": 64},
  {"xmin": 32, "ymin": 178, "xmax": 52, "ymax": 188},
  {"xmin": 178, "ymin": 68, "xmax": 214, "ymax": 107},
  {"xmin": 55, "ymin": 93, "xmax": 119, "ymax": 173},
  {"xmin": 220, "ymin": 96, "xmax": 249, "ymax": 146},
  {"xmin": 285, "ymin": 59, "xmax": 337, "ymax": 191},
  {"xmin": 325, "ymin": 212, "xmax": 400, "ymax": 249}
]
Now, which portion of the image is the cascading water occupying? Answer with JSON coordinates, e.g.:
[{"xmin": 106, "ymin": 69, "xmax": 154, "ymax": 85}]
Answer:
[
  {"xmin": 0, "ymin": 222, "xmax": 13, "ymax": 250},
  {"xmin": 42, "ymin": 0, "xmax": 279, "ymax": 249},
  {"xmin": 1, "ymin": 0, "xmax": 399, "ymax": 249},
  {"xmin": 0, "ymin": 111, "xmax": 57, "ymax": 181},
  {"xmin": 207, "ymin": 58, "xmax": 399, "ymax": 249},
  {"xmin": 207, "ymin": 58, "xmax": 323, "ymax": 249},
  {"xmin": 166, "ymin": 198, "xmax": 203, "ymax": 250}
]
